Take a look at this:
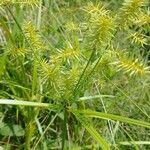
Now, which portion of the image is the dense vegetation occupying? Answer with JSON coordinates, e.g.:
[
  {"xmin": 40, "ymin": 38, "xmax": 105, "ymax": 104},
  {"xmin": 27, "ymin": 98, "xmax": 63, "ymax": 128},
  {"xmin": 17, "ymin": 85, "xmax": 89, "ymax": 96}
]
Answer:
[{"xmin": 0, "ymin": 0, "xmax": 150, "ymax": 149}]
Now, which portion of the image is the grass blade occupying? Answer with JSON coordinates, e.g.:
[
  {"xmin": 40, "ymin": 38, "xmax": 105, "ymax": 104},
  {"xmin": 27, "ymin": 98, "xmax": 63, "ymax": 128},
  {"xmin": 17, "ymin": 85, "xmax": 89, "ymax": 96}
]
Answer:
[
  {"xmin": 71, "ymin": 110, "xmax": 110, "ymax": 150},
  {"xmin": 119, "ymin": 141, "xmax": 150, "ymax": 145},
  {"xmin": 85, "ymin": 125, "xmax": 110, "ymax": 150},
  {"xmin": 0, "ymin": 99, "xmax": 51, "ymax": 108},
  {"xmin": 74, "ymin": 109, "xmax": 150, "ymax": 128},
  {"xmin": 78, "ymin": 95, "xmax": 115, "ymax": 101}
]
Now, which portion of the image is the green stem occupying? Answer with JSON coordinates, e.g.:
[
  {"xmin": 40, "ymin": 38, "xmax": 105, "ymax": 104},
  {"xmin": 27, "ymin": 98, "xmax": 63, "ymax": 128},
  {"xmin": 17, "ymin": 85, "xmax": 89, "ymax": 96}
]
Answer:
[
  {"xmin": 25, "ymin": 121, "xmax": 35, "ymax": 150},
  {"xmin": 61, "ymin": 104, "xmax": 67, "ymax": 150},
  {"xmin": 25, "ymin": 108, "xmax": 39, "ymax": 150},
  {"xmin": 73, "ymin": 49, "xmax": 95, "ymax": 97}
]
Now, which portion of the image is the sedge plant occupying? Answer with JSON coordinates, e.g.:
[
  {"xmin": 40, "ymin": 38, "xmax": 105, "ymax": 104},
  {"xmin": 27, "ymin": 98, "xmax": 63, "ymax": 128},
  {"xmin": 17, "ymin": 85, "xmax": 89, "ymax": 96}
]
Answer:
[{"xmin": 0, "ymin": 0, "xmax": 150, "ymax": 149}]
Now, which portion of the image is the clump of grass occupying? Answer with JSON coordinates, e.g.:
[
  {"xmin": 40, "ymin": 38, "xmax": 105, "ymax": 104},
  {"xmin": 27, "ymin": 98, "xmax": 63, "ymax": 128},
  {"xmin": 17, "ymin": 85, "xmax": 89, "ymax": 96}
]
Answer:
[{"xmin": 0, "ymin": 0, "xmax": 150, "ymax": 149}]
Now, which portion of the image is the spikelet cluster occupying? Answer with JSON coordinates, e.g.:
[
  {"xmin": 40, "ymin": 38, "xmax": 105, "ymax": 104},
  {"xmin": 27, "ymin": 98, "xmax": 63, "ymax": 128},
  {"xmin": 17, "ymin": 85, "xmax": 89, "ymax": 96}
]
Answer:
[
  {"xmin": 119, "ymin": 0, "xmax": 147, "ymax": 26},
  {"xmin": 83, "ymin": 2, "xmax": 108, "ymax": 16},
  {"xmin": 135, "ymin": 13, "xmax": 150, "ymax": 26},
  {"xmin": 83, "ymin": 2, "xmax": 115, "ymax": 47},
  {"xmin": 128, "ymin": 32, "xmax": 148, "ymax": 47},
  {"xmin": 51, "ymin": 47, "xmax": 80, "ymax": 64},
  {"xmin": 39, "ymin": 59, "xmax": 60, "ymax": 85},
  {"xmin": 8, "ymin": 46, "xmax": 28, "ymax": 58},
  {"xmin": 23, "ymin": 22, "xmax": 46, "ymax": 52},
  {"xmin": 113, "ymin": 52, "xmax": 150, "ymax": 76}
]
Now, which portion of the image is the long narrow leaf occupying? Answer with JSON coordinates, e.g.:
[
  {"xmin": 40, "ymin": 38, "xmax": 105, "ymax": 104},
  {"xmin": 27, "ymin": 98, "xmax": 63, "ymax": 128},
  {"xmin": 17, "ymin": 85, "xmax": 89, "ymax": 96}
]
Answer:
[
  {"xmin": 78, "ymin": 95, "xmax": 115, "ymax": 101},
  {"xmin": 119, "ymin": 141, "xmax": 150, "ymax": 145},
  {"xmin": 71, "ymin": 110, "xmax": 110, "ymax": 150},
  {"xmin": 74, "ymin": 109, "xmax": 150, "ymax": 128},
  {"xmin": 0, "ymin": 99, "xmax": 51, "ymax": 108},
  {"xmin": 85, "ymin": 126, "xmax": 110, "ymax": 150}
]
